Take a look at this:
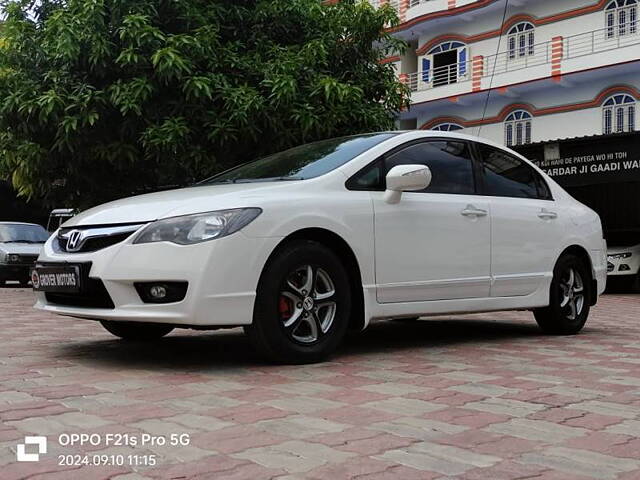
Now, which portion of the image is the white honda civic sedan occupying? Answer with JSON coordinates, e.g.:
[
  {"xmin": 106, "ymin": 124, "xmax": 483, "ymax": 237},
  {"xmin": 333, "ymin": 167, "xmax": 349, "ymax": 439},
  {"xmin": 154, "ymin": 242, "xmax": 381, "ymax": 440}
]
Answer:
[{"xmin": 33, "ymin": 131, "xmax": 607, "ymax": 363}]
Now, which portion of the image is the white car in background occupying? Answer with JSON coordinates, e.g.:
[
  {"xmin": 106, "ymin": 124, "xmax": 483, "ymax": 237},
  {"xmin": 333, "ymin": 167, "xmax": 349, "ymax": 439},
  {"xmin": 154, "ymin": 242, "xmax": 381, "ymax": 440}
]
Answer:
[
  {"xmin": 607, "ymin": 242, "xmax": 640, "ymax": 292},
  {"xmin": 33, "ymin": 131, "xmax": 607, "ymax": 363}
]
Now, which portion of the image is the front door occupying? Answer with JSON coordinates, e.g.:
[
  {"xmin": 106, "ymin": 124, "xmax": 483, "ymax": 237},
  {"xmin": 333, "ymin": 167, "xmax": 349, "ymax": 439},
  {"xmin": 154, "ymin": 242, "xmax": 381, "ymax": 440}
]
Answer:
[{"xmin": 370, "ymin": 140, "xmax": 491, "ymax": 303}]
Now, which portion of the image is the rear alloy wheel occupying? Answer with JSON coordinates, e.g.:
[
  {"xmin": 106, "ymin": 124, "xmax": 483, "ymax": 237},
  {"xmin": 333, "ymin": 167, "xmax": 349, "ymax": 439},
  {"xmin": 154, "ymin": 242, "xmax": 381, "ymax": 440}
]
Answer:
[
  {"xmin": 534, "ymin": 254, "xmax": 591, "ymax": 335},
  {"xmin": 245, "ymin": 240, "xmax": 351, "ymax": 364},
  {"xmin": 100, "ymin": 320, "xmax": 174, "ymax": 341}
]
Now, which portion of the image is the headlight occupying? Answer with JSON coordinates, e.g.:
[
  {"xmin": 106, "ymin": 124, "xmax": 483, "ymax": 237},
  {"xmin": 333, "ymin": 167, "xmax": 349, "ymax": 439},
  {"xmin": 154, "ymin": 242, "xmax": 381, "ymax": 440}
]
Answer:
[
  {"xmin": 6, "ymin": 254, "xmax": 20, "ymax": 263},
  {"xmin": 133, "ymin": 208, "xmax": 262, "ymax": 245},
  {"xmin": 608, "ymin": 252, "xmax": 632, "ymax": 260}
]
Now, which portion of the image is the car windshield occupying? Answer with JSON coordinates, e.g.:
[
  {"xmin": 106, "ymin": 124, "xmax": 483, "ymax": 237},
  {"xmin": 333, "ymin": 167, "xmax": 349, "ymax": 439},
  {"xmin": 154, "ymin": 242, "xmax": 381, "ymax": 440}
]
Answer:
[
  {"xmin": 0, "ymin": 224, "xmax": 49, "ymax": 243},
  {"xmin": 201, "ymin": 133, "xmax": 396, "ymax": 184}
]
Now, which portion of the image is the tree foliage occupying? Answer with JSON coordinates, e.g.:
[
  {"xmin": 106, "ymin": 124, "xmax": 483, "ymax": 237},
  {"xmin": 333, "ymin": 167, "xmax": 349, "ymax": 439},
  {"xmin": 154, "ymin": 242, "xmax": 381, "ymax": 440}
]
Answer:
[{"xmin": 0, "ymin": 0, "xmax": 408, "ymax": 208}]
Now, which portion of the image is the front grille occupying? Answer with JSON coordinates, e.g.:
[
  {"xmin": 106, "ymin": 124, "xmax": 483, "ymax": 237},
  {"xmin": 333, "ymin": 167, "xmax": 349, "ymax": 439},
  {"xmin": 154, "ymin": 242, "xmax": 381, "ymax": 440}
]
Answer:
[
  {"xmin": 42, "ymin": 262, "xmax": 115, "ymax": 309},
  {"xmin": 607, "ymin": 262, "xmax": 615, "ymax": 273},
  {"xmin": 56, "ymin": 231, "xmax": 135, "ymax": 253},
  {"xmin": 55, "ymin": 223, "xmax": 144, "ymax": 253}
]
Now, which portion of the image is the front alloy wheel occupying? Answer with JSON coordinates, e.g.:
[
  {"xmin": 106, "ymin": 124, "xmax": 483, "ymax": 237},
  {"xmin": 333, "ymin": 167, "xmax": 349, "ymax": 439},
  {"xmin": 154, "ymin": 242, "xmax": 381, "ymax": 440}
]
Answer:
[
  {"xmin": 245, "ymin": 240, "xmax": 351, "ymax": 364},
  {"xmin": 279, "ymin": 265, "xmax": 337, "ymax": 344},
  {"xmin": 534, "ymin": 254, "xmax": 591, "ymax": 335}
]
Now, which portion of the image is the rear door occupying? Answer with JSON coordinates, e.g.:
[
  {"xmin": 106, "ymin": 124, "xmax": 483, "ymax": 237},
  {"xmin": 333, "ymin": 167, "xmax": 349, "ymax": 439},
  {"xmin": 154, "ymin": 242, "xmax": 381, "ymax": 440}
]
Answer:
[{"xmin": 475, "ymin": 143, "xmax": 562, "ymax": 297}]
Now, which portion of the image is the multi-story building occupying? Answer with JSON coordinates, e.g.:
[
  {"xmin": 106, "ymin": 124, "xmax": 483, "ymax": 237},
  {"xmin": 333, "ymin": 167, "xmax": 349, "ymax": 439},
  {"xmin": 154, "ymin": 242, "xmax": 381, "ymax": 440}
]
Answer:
[{"xmin": 373, "ymin": 0, "xmax": 640, "ymax": 243}]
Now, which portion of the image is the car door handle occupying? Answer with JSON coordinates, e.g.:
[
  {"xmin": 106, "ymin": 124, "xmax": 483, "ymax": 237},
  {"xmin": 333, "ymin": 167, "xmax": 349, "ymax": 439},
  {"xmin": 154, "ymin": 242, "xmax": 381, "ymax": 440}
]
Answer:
[
  {"xmin": 538, "ymin": 209, "xmax": 558, "ymax": 220},
  {"xmin": 461, "ymin": 205, "xmax": 488, "ymax": 218}
]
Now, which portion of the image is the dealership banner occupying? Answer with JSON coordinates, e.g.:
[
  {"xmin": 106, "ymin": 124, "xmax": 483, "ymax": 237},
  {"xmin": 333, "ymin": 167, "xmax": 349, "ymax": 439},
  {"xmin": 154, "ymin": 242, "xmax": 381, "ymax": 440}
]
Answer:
[{"xmin": 527, "ymin": 134, "xmax": 640, "ymax": 187}]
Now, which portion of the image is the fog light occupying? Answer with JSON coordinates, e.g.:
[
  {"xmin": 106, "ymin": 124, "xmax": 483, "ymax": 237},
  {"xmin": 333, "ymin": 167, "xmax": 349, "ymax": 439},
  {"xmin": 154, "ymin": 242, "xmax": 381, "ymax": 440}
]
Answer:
[
  {"xmin": 149, "ymin": 285, "xmax": 167, "ymax": 299},
  {"xmin": 134, "ymin": 282, "xmax": 188, "ymax": 304},
  {"xmin": 6, "ymin": 254, "xmax": 20, "ymax": 263},
  {"xmin": 619, "ymin": 264, "xmax": 631, "ymax": 271}
]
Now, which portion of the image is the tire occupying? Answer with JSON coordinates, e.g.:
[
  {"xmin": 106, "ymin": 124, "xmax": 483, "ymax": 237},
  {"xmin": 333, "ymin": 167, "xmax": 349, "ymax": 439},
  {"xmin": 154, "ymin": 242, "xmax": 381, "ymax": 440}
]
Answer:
[
  {"xmin": 100, "ymin": 320, "xmax": 174, "ymax": 341},
  {"xmin": 534, "ymin": 254, "xmax": 592, "ymax": 335},
  {"xmin": 245, "ymin": 240, "xmax": 352, "ymax": 364},
  {"xmin": 630, "ymin": 273, "xmax": 640, "ymax": 294}
]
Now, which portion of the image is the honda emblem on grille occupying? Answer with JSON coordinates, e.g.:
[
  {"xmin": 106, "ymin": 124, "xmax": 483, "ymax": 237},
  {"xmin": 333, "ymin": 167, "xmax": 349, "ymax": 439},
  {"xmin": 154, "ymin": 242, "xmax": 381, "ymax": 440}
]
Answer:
[{"xmin": 66, "ymin": 230, "xmax": 84, "ymax": 252}]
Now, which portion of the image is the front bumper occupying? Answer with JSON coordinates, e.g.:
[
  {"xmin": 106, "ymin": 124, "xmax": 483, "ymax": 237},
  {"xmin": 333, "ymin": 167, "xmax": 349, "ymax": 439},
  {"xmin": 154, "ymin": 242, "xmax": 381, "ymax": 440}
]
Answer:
[
  {"xmin": 34, "ymin": 231, "xmax": 282, "ymax": 326},
  {"xmin": 607, "ymin": 256, "xmax": 639, "ymax": 277},
  {"xmin": 0, "ymin": 264, "xmax": 33, "ymax": 280}
]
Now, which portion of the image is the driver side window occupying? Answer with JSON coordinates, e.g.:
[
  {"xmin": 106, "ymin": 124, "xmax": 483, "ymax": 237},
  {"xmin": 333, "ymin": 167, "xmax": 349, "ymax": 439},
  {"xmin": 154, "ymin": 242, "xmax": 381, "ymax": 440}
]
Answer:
[{"xmin": 348, "ymin": 140, "xmax": 476, "ymax": 195}]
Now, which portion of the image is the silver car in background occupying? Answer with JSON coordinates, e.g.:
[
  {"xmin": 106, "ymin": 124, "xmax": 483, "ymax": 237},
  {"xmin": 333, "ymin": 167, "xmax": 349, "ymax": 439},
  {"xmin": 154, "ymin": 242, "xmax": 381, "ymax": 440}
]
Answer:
[{"xmin": 0, "ymin": 222, "xmax": 48, "ymax": 286}]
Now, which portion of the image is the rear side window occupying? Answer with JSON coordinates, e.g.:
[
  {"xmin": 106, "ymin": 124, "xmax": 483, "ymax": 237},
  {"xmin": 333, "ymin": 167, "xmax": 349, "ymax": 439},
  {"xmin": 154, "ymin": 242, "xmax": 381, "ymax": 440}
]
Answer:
[
  {"xmin": 348, "ymin": 140, "xmax": 476, "ymax": 195},
  {"xmin": 478, "ymin": 144, "xmax": 550, "ymax": 199}
]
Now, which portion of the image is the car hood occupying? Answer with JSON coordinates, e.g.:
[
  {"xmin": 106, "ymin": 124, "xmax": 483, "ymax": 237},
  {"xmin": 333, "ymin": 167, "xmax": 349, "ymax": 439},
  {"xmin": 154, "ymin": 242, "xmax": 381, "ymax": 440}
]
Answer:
[
  {"xmin": 608, "ymin": 243, "xmax": 640, "ymax": 255},
  {"xmin": 64, "ymin": 182, "xmax": 302, "ymax": 227},
  {"xmin": 0, "ymin": 243, "xmax": 45, "ymax": 255}
]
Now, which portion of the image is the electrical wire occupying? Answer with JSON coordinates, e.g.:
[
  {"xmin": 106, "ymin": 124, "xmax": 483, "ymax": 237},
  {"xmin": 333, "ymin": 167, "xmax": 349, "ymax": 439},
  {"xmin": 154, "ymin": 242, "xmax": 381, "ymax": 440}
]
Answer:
[{"xmin": 477, "ymin": 0, "xmax": 510, "ymax": 137}]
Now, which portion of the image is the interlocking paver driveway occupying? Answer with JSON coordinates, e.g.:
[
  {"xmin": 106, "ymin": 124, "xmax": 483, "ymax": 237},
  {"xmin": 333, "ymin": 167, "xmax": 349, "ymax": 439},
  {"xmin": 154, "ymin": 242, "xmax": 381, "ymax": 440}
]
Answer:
[{"xmin": 1, "ymin": 287, "xmax": 639, "ymax": 479}]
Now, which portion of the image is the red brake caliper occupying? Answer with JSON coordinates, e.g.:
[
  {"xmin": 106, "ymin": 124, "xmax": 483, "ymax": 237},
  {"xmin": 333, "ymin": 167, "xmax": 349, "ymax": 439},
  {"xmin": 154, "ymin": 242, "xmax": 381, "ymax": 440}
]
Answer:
[{"xmin": 279, "ymin": 296, "xmax": 293, "ymax": 320}]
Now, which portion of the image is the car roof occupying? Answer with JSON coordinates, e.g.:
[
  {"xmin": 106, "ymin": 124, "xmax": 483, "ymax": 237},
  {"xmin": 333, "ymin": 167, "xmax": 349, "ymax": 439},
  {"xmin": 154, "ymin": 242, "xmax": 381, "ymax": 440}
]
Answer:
[
  {"xmin": 0, "ymin": 222, "xmax": 42, "ymax": 226},
  {"xmin": 394, "ymin": 129, "xmax": 514, "ymax": 150}
]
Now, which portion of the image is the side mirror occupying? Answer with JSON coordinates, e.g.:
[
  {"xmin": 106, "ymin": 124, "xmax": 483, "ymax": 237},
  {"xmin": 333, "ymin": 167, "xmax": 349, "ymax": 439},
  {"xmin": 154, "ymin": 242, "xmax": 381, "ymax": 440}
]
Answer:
[{"xmin": 384, "ymin": 164, "xmax": 432, "ymax": 204}]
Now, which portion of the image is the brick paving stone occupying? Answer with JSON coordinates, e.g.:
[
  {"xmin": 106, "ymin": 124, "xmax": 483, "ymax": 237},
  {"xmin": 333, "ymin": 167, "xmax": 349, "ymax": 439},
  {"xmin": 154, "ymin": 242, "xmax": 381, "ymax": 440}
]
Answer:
[
  {"xmin": 376, "ymin": 441, "xmax": 500, "ymax": 476},
  {"xmin": 191, "ymin": 425, "xmax": 288, "ymax": 454},
  {"xmin": 331, "ymin": 432, "xmax": 416, "ymax": 455},
  {"xmin": 463, "ymin": 397, "xmax": 546, "ymax": 417},
  {"xmin": 369, "ymin": 417, "xmax": 467, "ymax": 440},
  {"xmin": 486, "ymin": 418, "xmax": 589, "ymax": 442},
  {"xmin": 2, "ymin": 288, "xmax": 640, "ymax": 479},
  {"xmin": 303, "ymin": 455, "xmax": 398, "ymax": 479},
  {"xmin": 520, "ymin": 446, "xmax": 640, "ymax": 479},
  {"xmin": 256, "ymin": 414, "xmax": 347, "ymax": 438},
  {"xmin": 232, "ymin": 440, "xmax": 356, "ymax": 473},
  {"xmin": 261, "ymin": 395, "xmax": 345, "ymax": 414},
  {"xmin": 363, "ymin": 397, "xmax": 447, "ymax": 416}
]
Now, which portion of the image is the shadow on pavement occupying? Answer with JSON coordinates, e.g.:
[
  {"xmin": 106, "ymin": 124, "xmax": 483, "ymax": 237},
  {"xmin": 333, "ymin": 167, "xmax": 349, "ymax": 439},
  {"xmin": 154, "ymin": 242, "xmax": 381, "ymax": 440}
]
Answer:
[{"xmin": 53, "ymin": 316, "xmax": 560, "ymax": 372}]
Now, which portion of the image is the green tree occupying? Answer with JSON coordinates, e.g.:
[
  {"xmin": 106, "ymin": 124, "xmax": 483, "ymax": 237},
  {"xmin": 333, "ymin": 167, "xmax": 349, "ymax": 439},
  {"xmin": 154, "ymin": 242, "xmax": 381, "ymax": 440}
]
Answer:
[{"xmin": 0, "ymin": 0, "xmax": 408, "ymax": 208}]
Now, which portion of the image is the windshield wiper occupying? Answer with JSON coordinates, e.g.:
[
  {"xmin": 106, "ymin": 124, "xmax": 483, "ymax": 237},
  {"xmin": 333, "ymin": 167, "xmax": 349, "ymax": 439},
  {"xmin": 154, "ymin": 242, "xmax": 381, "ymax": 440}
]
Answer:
[
  {"xmin": 207, "ymin": 176, "xmax": 304, "ymax": 185},
  {"xmin": 2, "ymin": 240, "xmax": 44, "ymax": 244},
  {"xmin": 231, "ymin": 176, "xmax": 304, "ymax": 184}
]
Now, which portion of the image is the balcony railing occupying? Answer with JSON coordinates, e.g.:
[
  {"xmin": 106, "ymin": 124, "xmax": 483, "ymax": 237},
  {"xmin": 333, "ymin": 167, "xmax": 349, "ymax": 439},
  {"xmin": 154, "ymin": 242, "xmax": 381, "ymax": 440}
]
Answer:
[
  {"xmin": 404, "ymin": 62, "xmax": 471, "ymax": 92},
  {"xmin": 402, "ymin": 26, "xmax": 640, "ymax": 94}
]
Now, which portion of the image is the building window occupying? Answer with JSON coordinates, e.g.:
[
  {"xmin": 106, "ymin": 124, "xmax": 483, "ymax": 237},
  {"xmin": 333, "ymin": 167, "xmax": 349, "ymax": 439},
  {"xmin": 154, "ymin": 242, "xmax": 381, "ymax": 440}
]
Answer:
[
  {"xmin": 431, "ymin": 123, "xmax": 464, "ymax": 132},
  {"xmin": 504, "ymin": 110, "xmax": 532, "ymax": 146},
  {"xmin": 507, "ymin": 22, "xmax": 535, "ymax": 59},
  {"xmin": 603, "ymin": 93, "xmax": 636, "ymax": 134},
  {"xmin": 422, "ymin": 41, "xmax": 468, "ymax": 87},
  {"xmin": 606, "ymin": 0, "xmax": 638, "ymax": 38}
]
